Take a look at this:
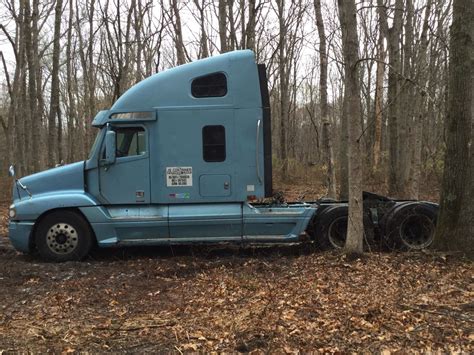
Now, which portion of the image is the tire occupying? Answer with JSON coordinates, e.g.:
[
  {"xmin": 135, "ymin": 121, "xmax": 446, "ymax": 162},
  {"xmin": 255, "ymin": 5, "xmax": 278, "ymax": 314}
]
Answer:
[
  {"xmin": 383, "ymin": 203, "xmax": 437, "ymax": 250},
  {"xmin": 35, "ymin": 210, "xmax": 93, "ymax": 262},
  {"xmin": 311, "ymin": 206, "xmax": 373, "ymax": 251},
  {"xmin": 316, "ymin": 207, "xmax": 348, "ymax": 250}
]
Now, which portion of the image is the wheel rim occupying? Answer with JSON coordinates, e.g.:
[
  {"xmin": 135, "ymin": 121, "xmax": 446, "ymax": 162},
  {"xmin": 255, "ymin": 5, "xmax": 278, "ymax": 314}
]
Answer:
[
  {"xmin": 327, "ymin": 216, "xmax": 348, "ymax": 249},
  {"xmin": 46, "ymin": 223, "xmax": 79, "ymax": 255},
  {"xmin": 399, "ymin": 214, "xmax": 434, "ymax": 249}
]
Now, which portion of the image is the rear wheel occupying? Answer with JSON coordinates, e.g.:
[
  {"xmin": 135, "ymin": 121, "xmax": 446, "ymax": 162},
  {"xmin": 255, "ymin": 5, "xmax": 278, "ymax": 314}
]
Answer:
[
  {"xmin": 383, "ymin": 203, "xmax": 436, "ymax": 250},
  {"xmin": 35, "ymin": 210, "xmax": 93, "ymax": 262}
]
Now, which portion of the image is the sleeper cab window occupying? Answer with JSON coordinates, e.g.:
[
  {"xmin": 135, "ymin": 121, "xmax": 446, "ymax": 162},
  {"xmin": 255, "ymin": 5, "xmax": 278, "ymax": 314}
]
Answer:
[
  {"xmin": 202, "ymin": 125, "xmax": 226, "ymax": 162},
  {"xmin": 115, "ymin": 127, "xmax": 146, "ymax": 158},
  {"xmin": 191, "ymin": 72, "xmax": 227, "ymax": 98}
]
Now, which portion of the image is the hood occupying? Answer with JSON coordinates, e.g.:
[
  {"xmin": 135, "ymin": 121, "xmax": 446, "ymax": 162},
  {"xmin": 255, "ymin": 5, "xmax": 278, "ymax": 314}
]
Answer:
[{"xmin": 15, "ymin": 161, "xmax": 85, "ymax": 201}]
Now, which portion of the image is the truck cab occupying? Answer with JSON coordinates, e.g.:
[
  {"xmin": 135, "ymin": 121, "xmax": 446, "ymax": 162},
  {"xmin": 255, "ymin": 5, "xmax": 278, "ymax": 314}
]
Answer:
[{"xmin": 8, "ymin": 50, "xmax": 317, "ymax": 261}]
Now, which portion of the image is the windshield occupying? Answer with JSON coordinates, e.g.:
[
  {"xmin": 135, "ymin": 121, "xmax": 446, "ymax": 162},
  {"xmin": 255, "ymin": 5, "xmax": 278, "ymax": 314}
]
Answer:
[{"xmin": 88, "ymin": 129, "xmax": 103, "ymax": 160}]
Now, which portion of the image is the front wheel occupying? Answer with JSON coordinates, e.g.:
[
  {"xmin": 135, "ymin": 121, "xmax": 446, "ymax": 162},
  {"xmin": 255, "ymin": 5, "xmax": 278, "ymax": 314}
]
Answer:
[
  {"xmin": 35, "ymin": 210, "xmax": 93, "ymax": 262},
  {"xmin": 311, "ymin": 206, "xmax": 349, "ymax": 250},
  {"xmin": 310, "ymin": 206, "xmax": 373, "ymax": 250}
]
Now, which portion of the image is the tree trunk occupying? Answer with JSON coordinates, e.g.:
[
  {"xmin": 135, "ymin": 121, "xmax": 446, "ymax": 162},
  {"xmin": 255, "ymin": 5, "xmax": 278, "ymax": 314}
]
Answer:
[
  {"xmin": 134, "ymin": 0, "xmax": 144, "ymax": 82},
  {"xmin": 314, "ymin": 0, "xmax": 336, "ymax": 199},
  {"xmin": 218, "ymin": 0, "xmax": 228, "ymax": 53},
  {"xmin": 338, "ymin": 0, "xmax": 364, "ymax": 254},
  {"xmin": 194, "ymin": 0, "xmax": 209, "ymax": 58},
  {"xmin": 170, "ymin": 0, "xmax": 186, "ymax": 65},
  {"xmin": 433, "ymin": 0, "xmax": 473, "ymax": 253},
  {"xmin": 9, "ymin": 2, "xmax": 25, "ymax": 175},
  {"xmin": 0, "ymin": 51, "xmax": 14, "ymax": 166},
  {"xmin": 228, "ymin": 0, "xmax": 237, "ymax": 51},
  {"xmin": 373, "ymin": 0, "xmax": 386, "ymax": 170},
  {"xmin": 47, "ymin": 0, "xmax": 63, "ymax": 167},
  {"xmin": 397, "ymin": 0, "xmax": 415, "ymax": 196},
  {"xmin": 277, "ymin": 0, "xmax": 289, "ymax": 179},
  {"xmin": 408, "ymin": 0, "xmax": 432, "ymax": 198},
  {"xmin": 386, "ymin": 0, "xmax": 403, "ymax": 196},
  {"xmin": 25, "ymin": 0, "xmax": 40, "ymax": 173},
  {"xmin": 66, "ymin": 0, "xmax": 76, "ymax": 163},
  {"xmin": 245, "ymin": 0, "xmax": 257, "ymax": 51},
  {"xmin": 339, "ymin": 92, "xmax": 349, "ymax": 200}
]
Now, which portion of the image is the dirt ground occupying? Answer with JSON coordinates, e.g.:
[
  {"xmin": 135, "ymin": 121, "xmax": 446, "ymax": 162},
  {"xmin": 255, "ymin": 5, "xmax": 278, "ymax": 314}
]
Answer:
[{"xmin": 0, "ymin": 214, "xmax": 472, "ymax": 352}]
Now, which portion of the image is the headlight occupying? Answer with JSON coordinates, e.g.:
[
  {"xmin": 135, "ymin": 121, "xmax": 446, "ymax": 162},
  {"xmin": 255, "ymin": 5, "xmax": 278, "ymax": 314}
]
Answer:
[{"xmin": 9, "ymin": 204, "xmax": 16, "ymax": 219}]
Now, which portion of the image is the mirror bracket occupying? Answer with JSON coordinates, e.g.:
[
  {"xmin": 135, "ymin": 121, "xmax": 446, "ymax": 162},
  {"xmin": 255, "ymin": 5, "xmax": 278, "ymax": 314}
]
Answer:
[
  {"xmin": 8, "ymin": 164, "xmax": 32, "ymax": 199},
  {"xmin": 104, "ymin": 128, "xmax": 116, "ymax": 165},
  {"xmin": 8, "ymin": 165, "xmax": 15, "ymax": 178}
]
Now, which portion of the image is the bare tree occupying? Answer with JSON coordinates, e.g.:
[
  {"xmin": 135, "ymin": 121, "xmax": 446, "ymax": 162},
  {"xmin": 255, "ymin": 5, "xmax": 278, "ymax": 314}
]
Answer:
[
  {"xmin": 169, "ymin": 0, "xmax": 187, "ymax": 65},
  {"xmin": 339, "ymin": 92, "xmax": 349, "ymax": 200},
  {"xmin": 276, "ymin": 0, "xmax": 289, "ymax": 179},
  {"xmin": 314, "ymin": 0, "xmax": 336, "ymax": 199},
  {"xmin": 244, "ymin": 0, "xmax": 257, "ymax": 51},
  {"xmin": 338, "ymin": 0, "xmax": 364, "ymax": 254},
  {"xmin": 397, "ymin": 0, "xmax": 415, "ymax": 194},
  {"xmin": 66, "ymin": 0, "xmax": 76, "ymax": 163},
  {"xmin": 47, "ymin": 0, "xmax": 63, "ymax": 167},
  {"xmin": 385, "ymin": 0, "xmax": 403, "ymax": 196},
  {"xmin": 433, "ymin": 0, "xmax": 473, "ymax": 252},
  {"xmin": 218, "ymin": 0, "xmax": 228, "ymax": 52},
  {"xmin": 76, "ymin": 0, "xmax": 98, "ymax": 155},
  {"xmin": 408, "ymin": 0, "xmax": 432, "ymax": 198},
  {"xmin": 373, "ymin": 0, "xmax": 387, "ymax": 170},
  {"xmin": 193, "ymin": 0, "xmax": 210, "ymax": 58}
]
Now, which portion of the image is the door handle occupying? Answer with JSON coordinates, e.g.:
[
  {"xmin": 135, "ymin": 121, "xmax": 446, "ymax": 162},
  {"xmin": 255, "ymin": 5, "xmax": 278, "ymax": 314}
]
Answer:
[{"xmin": 256, "ymin": 119, "xmax": 262, "ymax": 184}]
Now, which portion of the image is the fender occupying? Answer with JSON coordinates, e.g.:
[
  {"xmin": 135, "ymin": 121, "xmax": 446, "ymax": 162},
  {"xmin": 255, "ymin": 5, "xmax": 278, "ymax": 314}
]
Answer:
[{"xmin": 13, "ymin": 190, "xmax": 100, "ymax": 221}]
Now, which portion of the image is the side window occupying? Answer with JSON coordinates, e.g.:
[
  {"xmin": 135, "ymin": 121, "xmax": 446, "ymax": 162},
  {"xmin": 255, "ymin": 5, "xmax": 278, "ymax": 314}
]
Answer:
[
  {"xmin": 192, "ymin": 73, "xmax": 227, "ymax": 98},
  {"xmin": 115, "ymin": 127, "xmax": 146, "ymax": 158},
  {"xmin": 202, "ymin": 125, "xmax": 226, "ymax": 162}
]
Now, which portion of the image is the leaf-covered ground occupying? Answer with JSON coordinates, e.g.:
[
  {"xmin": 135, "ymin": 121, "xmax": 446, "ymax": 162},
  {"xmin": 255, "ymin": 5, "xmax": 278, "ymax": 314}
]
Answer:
[
  {"xmin": 0, "ymin": 232, "xmax": 472, "ymax": 352},
  {"xmin": 0, "ymin": 175, "xmax": 471, "ymax": 353}
]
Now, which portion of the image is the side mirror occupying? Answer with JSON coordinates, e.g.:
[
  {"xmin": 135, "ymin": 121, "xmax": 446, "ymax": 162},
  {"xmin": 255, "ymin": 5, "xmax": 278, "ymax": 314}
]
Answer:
[
  {"xmin": 8, "ymin": 165, "xmax": 15, "ymax": 178},
  {"xmin": 104, "ymin": 130, "xmax": 116, "ymax": 165}
]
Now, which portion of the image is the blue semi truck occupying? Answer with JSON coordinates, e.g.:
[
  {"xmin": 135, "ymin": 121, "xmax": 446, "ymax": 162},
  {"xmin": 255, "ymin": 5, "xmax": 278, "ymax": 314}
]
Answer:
[{"xmin": 8, "ymin": 50, "xmax": 437, "ymax": 261}]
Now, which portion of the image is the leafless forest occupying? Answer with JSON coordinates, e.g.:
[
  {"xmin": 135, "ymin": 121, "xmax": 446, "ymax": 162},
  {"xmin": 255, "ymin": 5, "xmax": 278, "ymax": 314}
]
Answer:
[
  {"xmin": 0, "ymin": 0, "xmax": 472, "ymax": 351},
  {"xmin": 0, "ymin": 0, "xmax": 456, "ymax": 198}
]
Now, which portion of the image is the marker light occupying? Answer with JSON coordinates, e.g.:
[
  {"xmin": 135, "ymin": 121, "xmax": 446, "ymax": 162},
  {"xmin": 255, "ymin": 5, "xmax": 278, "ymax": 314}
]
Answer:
[{"xmin": 9, "ymin": 205, "xmax": 16, "ymax": 219}]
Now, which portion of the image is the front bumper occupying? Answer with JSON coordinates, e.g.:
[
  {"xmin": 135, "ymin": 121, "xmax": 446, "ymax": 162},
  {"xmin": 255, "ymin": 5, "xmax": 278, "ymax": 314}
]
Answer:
[{"xmin": 8, "ymin": 221, "xmax": 34, "ymax": 253}]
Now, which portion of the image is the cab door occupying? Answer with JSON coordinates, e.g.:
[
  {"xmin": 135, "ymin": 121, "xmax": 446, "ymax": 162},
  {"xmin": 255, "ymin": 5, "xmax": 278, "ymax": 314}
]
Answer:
[{"xmin": 99, "ymin": 125, "xmax": 151, "ymax": 204}]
